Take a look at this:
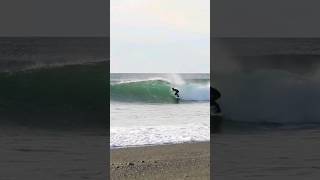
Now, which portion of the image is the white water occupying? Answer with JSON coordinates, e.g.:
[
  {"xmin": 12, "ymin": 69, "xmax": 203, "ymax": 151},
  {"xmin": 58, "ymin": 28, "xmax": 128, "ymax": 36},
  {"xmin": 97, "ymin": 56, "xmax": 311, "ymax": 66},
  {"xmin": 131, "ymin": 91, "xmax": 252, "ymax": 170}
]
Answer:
[
  {"xmin": 178, "ymin": 83, "xmax": 210, "ymax": 101},
  {"xmin": 167, "ymin": 73, "xmax": 210, "ymax": 101},
  {"xmin": 110, "ymin": 73, "xmax": 210, "ymax": 148},
  {"xmin": 110, "ymin": 102, "xmax": 209, "ymax": 148}
]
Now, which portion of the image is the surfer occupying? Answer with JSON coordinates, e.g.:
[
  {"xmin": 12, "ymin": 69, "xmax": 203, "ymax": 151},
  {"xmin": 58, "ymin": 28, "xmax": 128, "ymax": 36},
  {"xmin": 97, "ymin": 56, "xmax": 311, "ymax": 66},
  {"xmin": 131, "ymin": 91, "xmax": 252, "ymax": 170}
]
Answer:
[
  {"xmin": 211, "ymin": 86, "xmax": 222, "ymax": 133},
  {"xmin": 171, "ymin": 87, "xmax": 180, "ymax": 98},
  {"xmin": 211, "ymin": 87, "xmax": 221, "ymax": 113}
]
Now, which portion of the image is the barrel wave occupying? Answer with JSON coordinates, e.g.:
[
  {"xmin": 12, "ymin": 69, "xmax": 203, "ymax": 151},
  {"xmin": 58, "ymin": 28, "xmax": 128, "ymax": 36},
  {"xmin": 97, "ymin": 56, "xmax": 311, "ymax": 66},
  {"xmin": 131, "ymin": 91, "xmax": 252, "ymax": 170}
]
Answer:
[
  {"xmin": 111, "ymin": 78, "xmax": 210, "ymax": 103},
  {"xmin": 0, "ymin": 62, "xmax": 108, "ymax": 128}
]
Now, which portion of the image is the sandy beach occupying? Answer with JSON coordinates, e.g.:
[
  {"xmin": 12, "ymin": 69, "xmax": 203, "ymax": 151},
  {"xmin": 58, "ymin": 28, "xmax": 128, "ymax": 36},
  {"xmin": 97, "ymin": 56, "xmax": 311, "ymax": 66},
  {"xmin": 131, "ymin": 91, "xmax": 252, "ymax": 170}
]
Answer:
[
  {"xmin": 110, "ymin": 142, "xmax": 210, "ymax": 180},
  {"xmin": 0, "ymin": 127, "xmax": 108, "ymax": 180},
  {"xmin": 213, "ymin": 130, "xmax": 320, "ymax": 180}
]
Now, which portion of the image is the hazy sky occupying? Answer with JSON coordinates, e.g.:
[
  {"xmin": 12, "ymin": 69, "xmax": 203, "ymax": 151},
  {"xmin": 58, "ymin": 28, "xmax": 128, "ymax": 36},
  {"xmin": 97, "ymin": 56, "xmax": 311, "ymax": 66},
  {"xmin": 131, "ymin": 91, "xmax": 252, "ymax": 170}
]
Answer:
[
  {"xmin": 213, "ymin": 0, "xmax": 320, "ymax": 37},
  {"xmin": 0, "ymin": 0, "xmax": 108, "ymax": 36},
  {"xmin": 111, "ymin": 0, "xmax": 210, "ymax": 73}
]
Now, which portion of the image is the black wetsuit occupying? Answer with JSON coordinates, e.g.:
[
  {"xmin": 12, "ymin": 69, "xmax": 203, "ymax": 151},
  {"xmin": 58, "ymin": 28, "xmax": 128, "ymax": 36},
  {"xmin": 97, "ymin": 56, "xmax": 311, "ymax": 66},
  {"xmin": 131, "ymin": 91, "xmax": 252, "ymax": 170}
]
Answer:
[
  {"xmin": 172, "ymin": 88, "xmax": 179, "ymax": 98},
  {"xmin": 211, "ymin": 87, "xmax": 221, "ymax": 113},
  {"xmin": 211, "ymin": 87, "xmax": 222, "ymax": 133}
]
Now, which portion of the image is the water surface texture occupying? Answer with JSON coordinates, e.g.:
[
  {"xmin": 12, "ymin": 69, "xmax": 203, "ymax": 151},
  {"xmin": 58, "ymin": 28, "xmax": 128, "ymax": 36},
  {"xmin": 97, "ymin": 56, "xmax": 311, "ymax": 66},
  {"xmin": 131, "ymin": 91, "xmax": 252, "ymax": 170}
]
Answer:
[
  {"xmin": 213, "ymin": 38, "xmax": 320, "ymax": 180},
  {"xmin": 111, "ymin": 73, "xmax": 210, "ymax": 148},
  {"xmin": 0, "ymin": 37, "xmax": 108, "ymax": 180}
]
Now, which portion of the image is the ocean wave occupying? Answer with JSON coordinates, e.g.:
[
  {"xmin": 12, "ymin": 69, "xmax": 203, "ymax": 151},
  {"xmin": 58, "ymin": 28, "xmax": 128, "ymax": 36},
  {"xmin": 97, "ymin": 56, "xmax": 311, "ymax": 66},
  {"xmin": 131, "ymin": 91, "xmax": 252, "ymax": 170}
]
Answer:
[
  {"xmin": 110, "ymin": 78, "xmax": 210, "ymax": 103},
  {"xmin": 215, "ymin": 69, "xmax": 320, "ymax": 125},
  {"xmin": 0, "ymin": 62, "xmax": 108, "ymax": 127}
]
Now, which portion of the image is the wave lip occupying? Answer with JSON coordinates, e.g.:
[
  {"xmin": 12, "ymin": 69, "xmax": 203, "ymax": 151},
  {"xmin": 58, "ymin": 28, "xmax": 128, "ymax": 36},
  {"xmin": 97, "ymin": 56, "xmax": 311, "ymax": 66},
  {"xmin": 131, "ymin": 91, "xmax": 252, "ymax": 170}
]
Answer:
[{"xmin": 110, "ymin": 78, "xmax": 210, "ymax": 103}]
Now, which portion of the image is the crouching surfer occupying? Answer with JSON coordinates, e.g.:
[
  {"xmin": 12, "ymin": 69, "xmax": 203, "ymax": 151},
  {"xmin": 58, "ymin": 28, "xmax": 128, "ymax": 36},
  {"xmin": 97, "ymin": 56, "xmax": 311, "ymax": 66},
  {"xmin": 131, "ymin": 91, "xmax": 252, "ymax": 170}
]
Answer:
[
  {"xmin": 211, "ymin": 86, "xmax": 222, "ymax": 133},
  {"xmin": 171, "ymin": 87, "xmax": 180, "ymax": 103},
  {"xmin": 172, "ymin": 87, "xmax": 180, "ymax": 98}
]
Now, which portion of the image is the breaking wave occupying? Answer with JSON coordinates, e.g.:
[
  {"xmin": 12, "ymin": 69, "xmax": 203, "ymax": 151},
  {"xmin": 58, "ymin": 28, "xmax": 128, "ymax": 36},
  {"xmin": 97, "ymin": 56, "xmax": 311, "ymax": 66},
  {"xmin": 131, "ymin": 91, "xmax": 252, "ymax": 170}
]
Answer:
[{"xmin": 111, "ymin": 78, "xmax": 209, "ymax": 103}]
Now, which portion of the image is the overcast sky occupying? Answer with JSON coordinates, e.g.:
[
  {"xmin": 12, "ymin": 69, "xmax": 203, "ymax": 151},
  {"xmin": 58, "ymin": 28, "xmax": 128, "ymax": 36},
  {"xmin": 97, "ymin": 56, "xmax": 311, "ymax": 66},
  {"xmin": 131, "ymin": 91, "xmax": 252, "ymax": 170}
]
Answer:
[
  {"xmin": 111, "ymin": 0, "xmax": 210, "ymax": 73},
  {"xmin": 213, "ymin": 0, "xmax": 320, "ymax": 37},
  {"xmin": 0, "ymin": 0, "xmax": 319, "ymax": 37},
  {"xmin": 0, "ymin": 0, "xmax": 108, "ymax": 36}
]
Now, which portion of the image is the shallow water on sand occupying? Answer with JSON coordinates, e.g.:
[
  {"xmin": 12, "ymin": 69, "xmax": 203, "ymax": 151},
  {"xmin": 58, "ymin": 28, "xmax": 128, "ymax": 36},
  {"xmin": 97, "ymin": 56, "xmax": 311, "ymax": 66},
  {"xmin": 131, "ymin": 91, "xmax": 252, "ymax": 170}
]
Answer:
[{"xmin": 213, "ymin": 129, "xmax": 320, "ymax": 180}]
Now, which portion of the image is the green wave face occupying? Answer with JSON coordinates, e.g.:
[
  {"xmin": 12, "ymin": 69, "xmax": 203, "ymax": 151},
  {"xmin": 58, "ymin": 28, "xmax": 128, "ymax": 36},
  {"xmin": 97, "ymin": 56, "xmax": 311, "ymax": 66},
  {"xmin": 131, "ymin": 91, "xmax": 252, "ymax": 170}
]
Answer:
[
  {"xmin": 0, "ymin": 62, "xmax": 108, "ymax": 128},
  {"xmin": 111, "ymin": 80, "xmax": 177, "ymax": 103}
]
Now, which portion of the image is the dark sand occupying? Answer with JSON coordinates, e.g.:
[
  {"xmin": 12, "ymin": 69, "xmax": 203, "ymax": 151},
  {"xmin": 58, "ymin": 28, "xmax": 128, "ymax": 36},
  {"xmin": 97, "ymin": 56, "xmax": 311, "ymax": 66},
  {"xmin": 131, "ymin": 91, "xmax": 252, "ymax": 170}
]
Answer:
[
  {"xmin": 0, "ymin": 127, "xmax": 107, "ymax": 180},
  {"xmin": 213, "ymin": 130, "xmax": 320, "ymax": 180},
  {"xmin": 110, "ymin": 142, "xmax": 210, "ymax": 180}
]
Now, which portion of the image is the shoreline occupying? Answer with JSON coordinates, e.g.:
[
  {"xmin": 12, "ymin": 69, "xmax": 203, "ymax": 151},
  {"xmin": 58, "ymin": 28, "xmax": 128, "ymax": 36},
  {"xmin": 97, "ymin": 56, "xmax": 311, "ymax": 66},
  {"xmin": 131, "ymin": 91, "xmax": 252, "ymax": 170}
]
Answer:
[
  {"xmin": 110, "ymin": 140, "xmax": 210, "ymax": 149},
  {"xmin": 110, "ymin": 142, "xmax": 210, "ymax": 180}
]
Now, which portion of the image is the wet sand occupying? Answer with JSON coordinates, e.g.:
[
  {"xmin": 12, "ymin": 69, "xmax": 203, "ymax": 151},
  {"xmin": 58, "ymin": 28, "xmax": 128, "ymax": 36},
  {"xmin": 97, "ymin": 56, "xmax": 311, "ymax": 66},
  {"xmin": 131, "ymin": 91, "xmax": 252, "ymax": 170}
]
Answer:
[
  {"xmin": 110, "ymin": 142, "xmax": 210, "ymax": 180},
  {"xmin": 213, "ymin": 130, "xmax": 320, "ymax": 180},
  {"xmin": 0, "ymin": 127, "xmax": 107, "ymax": 180}
]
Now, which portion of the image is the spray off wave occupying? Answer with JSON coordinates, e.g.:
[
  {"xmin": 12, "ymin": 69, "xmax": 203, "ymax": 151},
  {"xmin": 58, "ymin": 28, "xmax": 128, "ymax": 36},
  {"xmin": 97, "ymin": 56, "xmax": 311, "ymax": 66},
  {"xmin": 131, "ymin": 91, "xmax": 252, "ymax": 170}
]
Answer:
[
  {"xmin": 214, "ymin": 52, "xmax": 320, "ymax": 126},
  {"xmin": 110, "ymin": 78, "xmax": 210, "ymax": 103}
]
